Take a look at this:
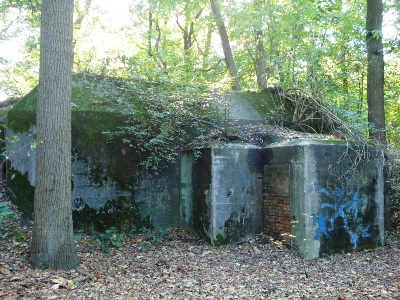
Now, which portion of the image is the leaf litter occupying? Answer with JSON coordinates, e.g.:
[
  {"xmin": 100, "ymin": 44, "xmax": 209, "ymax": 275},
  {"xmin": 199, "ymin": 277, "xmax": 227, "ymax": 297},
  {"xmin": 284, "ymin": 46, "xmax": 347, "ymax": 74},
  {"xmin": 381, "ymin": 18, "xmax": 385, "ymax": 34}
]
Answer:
[{"xmin": 0, "ymin": 189, "xmax": 399, "ymax": 299}]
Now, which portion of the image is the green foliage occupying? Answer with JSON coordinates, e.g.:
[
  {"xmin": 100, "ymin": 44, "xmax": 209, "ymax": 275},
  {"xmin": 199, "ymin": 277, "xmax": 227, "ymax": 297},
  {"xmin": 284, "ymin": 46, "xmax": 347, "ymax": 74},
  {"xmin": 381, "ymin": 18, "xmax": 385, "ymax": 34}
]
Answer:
[
  {"xmin": 89, "ymin": 226, "xmax": 165, "ymax": 253},
  {"xmin": 0, "ymin": 200, "xmax": 24, "ymax": 243},
  {"xmin": 0, "ymin": 201, "xmax": 14, "ymax": 223},
  {"xmin": 388, "ymin": 151, "xmax": 400, "ymax": 231},
  {"xmin": 91, "ymin": 227, "xmax": 126, "ymax": 253},
  {"xmin": 136, "ymin": 227, "xmax": 165, "ymax": 248},
  {"xmin": 385, "ymin": 60, "xmax": 400, "ymax": 147},
  {"xmin": 6, "ymin": 167, "xmax": 34, "ymax": 218},
  {"xmin": 366, "ymin": 29, "xmax": 383, "ymax": 40},
  {"xmin": 73, "ymin": 196, "xmax": 152, "ymax": 233},
  {"xmin": 0, "ymin": 201, "xmax": 15, "ymax": 237},
  {"xmin": 110, "ymin": 78, "xmax": 215, "ymax": 172},
  {"xmin": 3, "ymin": 0, "xmax": 400, "ymax": 149},
  {"xmin": 2, "ymin": 230, "xmax": 26, "ymax": 244}
]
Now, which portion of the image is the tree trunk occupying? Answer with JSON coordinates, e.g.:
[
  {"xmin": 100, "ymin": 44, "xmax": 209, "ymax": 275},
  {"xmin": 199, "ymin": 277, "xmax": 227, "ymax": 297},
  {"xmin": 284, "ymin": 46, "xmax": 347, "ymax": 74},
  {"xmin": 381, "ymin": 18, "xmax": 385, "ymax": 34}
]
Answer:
[
  {"xmin": 73, "ymin": 0, "xmax": 92, "ymax": 50},
  {"xmin": 148, "ymin": 4, "xmax": 153, "ymax": 56},
  {"xmin": 366, "ymin": 0, "xmax": 386, "ymax": 146},
  {"xmin": 201, "ymin": 23, "xmax": 213, "ymax": 68},
  {"xmin": 210, "ymin": 0, "xmax": 241, "ymax": 91},
  {"xmin": 254, "ymin": 0, "xmax": 267, "ymax": 90},
  {"xmin": 30, "ymin": 0, "xmax": 79, "ymax": 270},
  {"xmin": 74, "ymin": 0, "xmax": 92, "ymax": 31},
  {"xmin": 255, "ymin": 29, "xmax": 267, "ymax": 90},
  {"xmin": 366, "ymin": 0, "xmax": 391, "ymax": 231}
]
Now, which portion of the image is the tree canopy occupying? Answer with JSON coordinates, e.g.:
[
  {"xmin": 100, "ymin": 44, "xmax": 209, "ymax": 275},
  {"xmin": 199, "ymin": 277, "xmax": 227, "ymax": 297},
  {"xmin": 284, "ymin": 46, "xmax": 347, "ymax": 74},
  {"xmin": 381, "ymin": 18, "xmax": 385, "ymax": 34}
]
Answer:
[{"xmin": 1, "ymin": 0, "xmax": 400, "ymax": 146}]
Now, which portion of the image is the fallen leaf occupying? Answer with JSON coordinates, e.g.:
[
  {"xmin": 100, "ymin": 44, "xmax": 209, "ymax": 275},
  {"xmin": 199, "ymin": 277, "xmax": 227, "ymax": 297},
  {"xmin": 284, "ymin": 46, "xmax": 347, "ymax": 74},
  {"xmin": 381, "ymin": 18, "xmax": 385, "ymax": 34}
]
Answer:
[
  {"xmin": 51, "ymin": 276, "xmax": 76, "ymax": 290},
  {"xmin": 10, "ymin": 276, "xmax": 24, "ymax": 282},
  {"xmin": 0, "ymin": 267, "xmax": 12, "ymax": 275},
  {"xmin": 131, "ymin": 278, "xmax": 140, "ymax": 285}
]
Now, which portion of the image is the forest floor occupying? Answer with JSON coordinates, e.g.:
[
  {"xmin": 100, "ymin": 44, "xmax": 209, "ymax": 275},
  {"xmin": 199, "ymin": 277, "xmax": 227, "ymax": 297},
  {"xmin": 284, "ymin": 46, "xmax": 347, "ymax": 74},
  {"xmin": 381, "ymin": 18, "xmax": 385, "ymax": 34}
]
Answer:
[{"xmin": 0, "ymin": 188, "xmax": 399, "ymax": 299}]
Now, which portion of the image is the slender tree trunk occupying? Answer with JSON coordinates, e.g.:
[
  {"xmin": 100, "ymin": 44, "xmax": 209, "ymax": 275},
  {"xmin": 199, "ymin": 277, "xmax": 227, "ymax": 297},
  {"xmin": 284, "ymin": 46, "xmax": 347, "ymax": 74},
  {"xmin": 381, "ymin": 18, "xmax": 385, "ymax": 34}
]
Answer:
[
  {"xmin": 254, "ymin": 0, "xmax": 267, "ymax": 90},
  {"xmin": 176, "ymin": 7, "xmax": 203, "ymax": 68},
  {"xmin": 366, "ymin": 0, "xmax": 391, "ymax": 231},
  {"xmin": 74, "ymin": 0, "xmax": 92, "ymax": 32},
  {"xmin": 210, "ymin": 0, "xmax": 241, "ymax": 91},
  {"xmin": 30, "ymin": 0, "xmax": 79, "ymax": 270},
  {"xmin": 148, "ymin": 4, "xmax": 153, "ymax": 56},
  {"xmin": 255, "ymin": 29, "xmax": 267, "ymax": 90},
  {"xmin": 202, "ymin": 23, "xmax": 213, "ymax": 68},
  {"xmin": 73, "ymin": 0, "xmax": 92, "ymax": 50}
]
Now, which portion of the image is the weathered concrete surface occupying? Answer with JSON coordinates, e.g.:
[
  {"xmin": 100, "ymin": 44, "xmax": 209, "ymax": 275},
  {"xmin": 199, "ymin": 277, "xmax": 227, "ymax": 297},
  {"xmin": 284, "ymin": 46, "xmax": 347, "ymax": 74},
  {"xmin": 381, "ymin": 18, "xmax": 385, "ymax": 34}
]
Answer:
[
  {"xmin": 6, "ymin": 75, "xmax": 385, "ymax": 259},
  {"xmin": 211, "ymin": 92, "xmax": 264, "ymax": 126},
  {"xmin": 211, "ymin": 90, "xmax": 293, "ymax": 126},
  {"xmin": 182, "ymin": 143, "xmax": 263, "ymax": 245},
  {"xmin": 6, "ymin": 124, "xmax": 181, "ymax": 230},
  {"xmin": 263, "ymin": 139, "xmax": 385, "ymax": 259},
  {"xmin": 5, "ymin": 76, "xmax": 181, "ymax": 231}
]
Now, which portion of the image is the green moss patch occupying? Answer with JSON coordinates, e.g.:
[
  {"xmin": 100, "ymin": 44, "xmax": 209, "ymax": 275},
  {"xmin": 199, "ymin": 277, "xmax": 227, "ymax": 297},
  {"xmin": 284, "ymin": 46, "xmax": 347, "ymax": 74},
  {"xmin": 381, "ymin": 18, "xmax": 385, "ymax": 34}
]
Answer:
[
  {"xmin": 212, "ymin": 209, "xmax": 249, "ymax": 246},
  {"xmin": 234, "ymin": 90, "xmax": 295, "ymax": 125},
  {"xmin": 73, "ymin": 196, "xmax": 152, "ymax": 232},
  {"xmin": 6, "ymin": 165, "xmax": 34, "ymax": 219},
  {"xmin": 71, "ymin": 111, "xmax": 140, "ymax": 188}
]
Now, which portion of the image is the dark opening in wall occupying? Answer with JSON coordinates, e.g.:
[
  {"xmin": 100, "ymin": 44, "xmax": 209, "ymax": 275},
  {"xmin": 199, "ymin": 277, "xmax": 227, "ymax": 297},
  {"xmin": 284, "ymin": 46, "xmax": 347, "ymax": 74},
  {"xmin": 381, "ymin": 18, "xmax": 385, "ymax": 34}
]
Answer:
[{"xmin": 263, "ymin": 163, "xmax": 291, "ymax": 244}]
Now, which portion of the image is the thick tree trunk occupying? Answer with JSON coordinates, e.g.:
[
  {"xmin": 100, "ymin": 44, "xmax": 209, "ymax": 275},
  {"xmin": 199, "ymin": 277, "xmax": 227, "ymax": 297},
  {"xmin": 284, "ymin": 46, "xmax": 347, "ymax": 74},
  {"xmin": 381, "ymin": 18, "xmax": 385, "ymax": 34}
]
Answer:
[
  {"xmin": 366, "ymin": 0, "xmax": 385, "ymax": 146},
  {"xmin": 30, "ymin": 0, "xmax": 79, "ymax": 270},
  {"xmin": 366, "ymin": 0, "xmax": 391, "ymax": 231},
  {"xmin": 210, "ymin": 0, "xmax": 241, "ymax": 91}
]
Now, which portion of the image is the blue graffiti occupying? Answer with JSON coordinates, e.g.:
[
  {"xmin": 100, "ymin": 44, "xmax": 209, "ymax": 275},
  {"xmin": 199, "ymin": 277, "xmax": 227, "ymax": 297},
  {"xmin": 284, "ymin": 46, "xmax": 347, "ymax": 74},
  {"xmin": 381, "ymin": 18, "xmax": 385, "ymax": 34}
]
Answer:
[
  {"xmin": 361, "ymin": 225, "xmax": 371, "ymax": 238},
  {"xmin": 311, "ymin": 213, "xmax": 327, "ymax": 240},
  {"xmin": 312, "ymin": 176, "xmax": 371, "ymax": 250},
  {"xmin": 348, "ymin": 230, "xmax": 359, "ymax": 249}
]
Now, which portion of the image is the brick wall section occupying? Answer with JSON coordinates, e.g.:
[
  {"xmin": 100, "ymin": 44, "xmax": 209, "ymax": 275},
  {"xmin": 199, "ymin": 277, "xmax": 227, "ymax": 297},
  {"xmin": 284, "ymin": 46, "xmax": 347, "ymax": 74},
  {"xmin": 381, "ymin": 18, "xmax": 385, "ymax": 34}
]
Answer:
[{"xmin": 263, "ymin": 163, "xmax": 291, "ymax": 244}]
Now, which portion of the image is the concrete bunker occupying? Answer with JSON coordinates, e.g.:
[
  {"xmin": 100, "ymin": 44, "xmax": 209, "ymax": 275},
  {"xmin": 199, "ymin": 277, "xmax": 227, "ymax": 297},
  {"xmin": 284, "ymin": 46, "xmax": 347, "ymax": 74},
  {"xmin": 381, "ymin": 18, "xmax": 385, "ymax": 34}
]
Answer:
[
  {"xmin": 5, "ymin": 75, "xmax": 385, "ymax": 258},
  {"xmin": 262, "ymin": 140, "xmax": 384, "ymax": 259},
  {"xmin": 6, "ymin": 75, "xmax": 182, "ymax": 231},
  {"xmin": 180, "ymin": 143, "xmax": 264, "ymax": 246},
  {"xmin": 180, "ymin": 139, "xmax": 384, "ymax": 258}
]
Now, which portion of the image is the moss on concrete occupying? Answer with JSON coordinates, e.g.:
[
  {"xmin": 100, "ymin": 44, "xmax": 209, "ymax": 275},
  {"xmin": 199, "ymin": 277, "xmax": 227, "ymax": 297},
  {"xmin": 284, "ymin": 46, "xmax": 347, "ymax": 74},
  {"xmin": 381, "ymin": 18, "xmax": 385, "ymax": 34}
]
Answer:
[
  {"xmin": 73, "ymin": 196, "xmax": 152, "ymax": 232},
  {"xmin": 6, "ymin": 74, "xmax": 143, "ymax": 133},
  {"xmin": 235, "ymin": 90, "xmax": 295, "ymax": 125},
  {"xmin": 6, "ymin": 86, "xmax": 38, "ymax": 133},
  {"xmin": 71, "ymin": 111, "xmax": 140, "ymax": 188},
  {"xmin": 212, "ymin": 209, "xmax": 249, "ymax": 246},
  {"xmin": 6, "ymin": 165, "xmax": 34, "ymax": 219},
  {"xmin": 316, "ymin": 139, "xmax": 347, "ymax": 145},
  {"xmin": 5, "ymin": 75, "xmax": 149, "ymax": 227}
]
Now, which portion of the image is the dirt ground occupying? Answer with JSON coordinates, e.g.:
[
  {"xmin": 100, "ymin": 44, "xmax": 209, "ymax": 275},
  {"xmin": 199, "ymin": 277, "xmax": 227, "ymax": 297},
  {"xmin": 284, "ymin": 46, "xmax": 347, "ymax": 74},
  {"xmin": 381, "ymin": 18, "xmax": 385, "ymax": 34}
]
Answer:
[{"xmin": 1, "ymin": 189, "xmax": 399, "ymax": 300}]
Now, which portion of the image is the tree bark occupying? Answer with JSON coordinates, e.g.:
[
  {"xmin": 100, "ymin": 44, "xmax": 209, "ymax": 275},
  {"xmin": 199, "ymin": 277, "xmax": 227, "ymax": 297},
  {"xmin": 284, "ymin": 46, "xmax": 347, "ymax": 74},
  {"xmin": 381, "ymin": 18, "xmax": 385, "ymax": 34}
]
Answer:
[
  {"xmin": 366, "ymin": 0, "xmax": 385, "ymax": 146},
  {"xmin": 210, "ymin": 0, "xmax": 241, "ymax": 91},
  {"xmin": 148, "ymin": 2, "xmax": 153, "ymax": 56},
  {"xmin": 254, "ymin": 0, "xmax": 267, "ymax": 90},
  {"xmin": 255, "ymin": 28, "xmax": 267, "ymax": 90},
  {"xmin": 30, "ymin": 0, "xmax": 79, "ymax": 270},
  {"xmin": 366, "ymin": 0, "xmax": 391, "ymax": 231}
]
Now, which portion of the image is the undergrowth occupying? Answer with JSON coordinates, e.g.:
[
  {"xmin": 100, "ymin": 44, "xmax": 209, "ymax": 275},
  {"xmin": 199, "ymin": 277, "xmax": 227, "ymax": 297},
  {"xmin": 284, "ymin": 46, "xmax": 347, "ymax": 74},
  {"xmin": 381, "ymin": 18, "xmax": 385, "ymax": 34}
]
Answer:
[
  {"xmin": 78, "ymin": 227, "xmax": 166, "ymax": 253},
  {"xmin": 0, "ymin": 201, "xmax": 15, "ymax": 237},
  {"xmin": 389, "ymin": 150, "xmax": 400, "ymax": 231}
]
